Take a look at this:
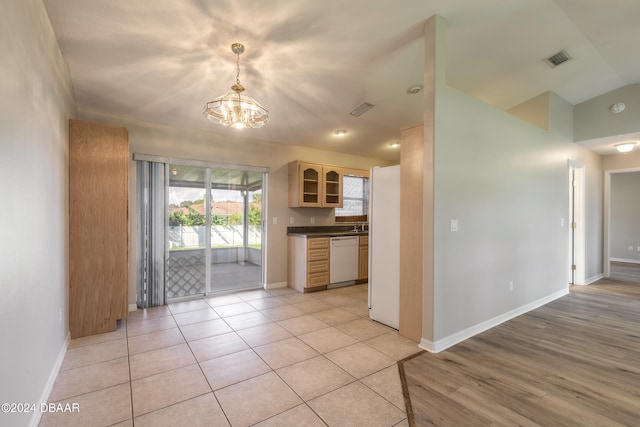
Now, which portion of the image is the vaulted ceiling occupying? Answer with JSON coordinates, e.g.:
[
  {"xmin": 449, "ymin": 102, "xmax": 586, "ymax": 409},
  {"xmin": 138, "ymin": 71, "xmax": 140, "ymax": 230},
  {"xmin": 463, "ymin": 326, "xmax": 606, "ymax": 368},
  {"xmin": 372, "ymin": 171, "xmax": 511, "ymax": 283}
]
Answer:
[{"xmin": 43, "ymin": 0, "xmax": 640, "ymax": 161}]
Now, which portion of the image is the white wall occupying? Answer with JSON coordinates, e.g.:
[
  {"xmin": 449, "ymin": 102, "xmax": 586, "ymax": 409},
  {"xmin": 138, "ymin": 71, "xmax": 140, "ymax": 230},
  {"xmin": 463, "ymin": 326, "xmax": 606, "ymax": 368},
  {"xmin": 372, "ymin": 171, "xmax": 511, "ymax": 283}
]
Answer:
[
  {"xmin": 0, "ymin": 1, "xmax": 76, "ymax": 426},
  {"xmin": 78, "ymin": 112, "xmax": 391, "ymax": 304},
  {"xmin": 610, "ymin": 172, "xmax": 640, "ymax": 261},
  {"xmin": 427, "ymin": 73, "xmax": 602, "ymax": 345},
  {"xmin": 574, "ymin": 84, "xmax": 640, "ymax": 142}
]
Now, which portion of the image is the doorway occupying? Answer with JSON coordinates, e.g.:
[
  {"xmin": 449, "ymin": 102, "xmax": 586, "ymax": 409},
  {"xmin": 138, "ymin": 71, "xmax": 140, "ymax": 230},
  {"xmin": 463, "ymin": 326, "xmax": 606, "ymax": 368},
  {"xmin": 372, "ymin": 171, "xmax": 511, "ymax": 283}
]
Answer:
[
  {"xmin": 568, "ymin": 162, "xmax": 585, "ymax": 285},
  {"xmin": 604, "ymin": 168, "xmax": 640, "ymax": 280},
  {"xmin": 136, "ymin": 156, "xmax": 267, "ymax": 307}
]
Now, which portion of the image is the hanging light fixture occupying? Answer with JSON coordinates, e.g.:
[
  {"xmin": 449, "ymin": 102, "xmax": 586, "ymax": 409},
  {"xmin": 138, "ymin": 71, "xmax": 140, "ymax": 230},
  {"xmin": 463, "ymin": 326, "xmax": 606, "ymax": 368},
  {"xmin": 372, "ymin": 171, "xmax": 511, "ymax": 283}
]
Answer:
[
  {"xmin": 203, "ymin": 43, "xmax": 269, "ymax": 129},
  {"xmin": 615, "ymin": 142, "xmax": 637, "ymax": 153}
]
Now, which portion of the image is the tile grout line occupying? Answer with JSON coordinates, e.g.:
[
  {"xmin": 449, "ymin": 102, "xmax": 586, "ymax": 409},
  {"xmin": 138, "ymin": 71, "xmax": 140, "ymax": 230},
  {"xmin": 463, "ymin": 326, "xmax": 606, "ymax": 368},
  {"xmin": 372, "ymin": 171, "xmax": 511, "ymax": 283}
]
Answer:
[
  {"xmin": 123, "ymin": 285, "xmax": 383, "ymax": 426},
  {"xmin": 124, "ymin": 318, "xmax": 136, "ymax": 426},
  {"xmin": 174, "ymin": 303, "xmax": 234, "ymax": 427}
]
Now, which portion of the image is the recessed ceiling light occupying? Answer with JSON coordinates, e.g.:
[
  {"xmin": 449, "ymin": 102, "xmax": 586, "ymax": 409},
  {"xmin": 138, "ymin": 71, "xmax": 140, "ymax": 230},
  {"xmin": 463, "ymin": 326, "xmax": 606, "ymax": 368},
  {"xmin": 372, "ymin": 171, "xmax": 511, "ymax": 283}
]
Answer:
[
  {"xmin": 390, "ymin": 142, "xmax": 400, "ymax": 148},
  {"xmin": 615, "ymin": 142, "xmax": 637, "ymax": 153},
  {"xmin": 334, "ymin": 130, "xmax": 347, "ymax": 137}
]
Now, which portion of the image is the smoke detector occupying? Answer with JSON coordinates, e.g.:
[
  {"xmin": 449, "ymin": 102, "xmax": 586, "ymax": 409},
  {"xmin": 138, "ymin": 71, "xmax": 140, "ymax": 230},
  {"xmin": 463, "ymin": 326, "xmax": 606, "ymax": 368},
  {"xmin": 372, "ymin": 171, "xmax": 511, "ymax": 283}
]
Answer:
[{"xmin": 610, "ymin": 102, "xmax": 626, "ymax": 114}]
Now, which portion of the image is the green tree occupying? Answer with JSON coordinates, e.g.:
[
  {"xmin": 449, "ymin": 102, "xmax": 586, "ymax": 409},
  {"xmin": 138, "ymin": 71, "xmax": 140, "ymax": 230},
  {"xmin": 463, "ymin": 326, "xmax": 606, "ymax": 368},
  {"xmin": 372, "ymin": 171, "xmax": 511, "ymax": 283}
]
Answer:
[
  {"xmin": 169, "ymin": 211, "xmax": 187, "ymax": 226},
  {"xmin": 211, "ymin": 214, "xmax": 226, "ymax": 225},
  {"xmin": 249, "ymin": 206, "xmax": 262, "ymax": 225},
  {"xmin": 227, "ymin": 213, "xmax": 242, "ymax": 226},
  {"xmin": 185, "ymin": 206, "xmax": 205, "ymax": 226}
]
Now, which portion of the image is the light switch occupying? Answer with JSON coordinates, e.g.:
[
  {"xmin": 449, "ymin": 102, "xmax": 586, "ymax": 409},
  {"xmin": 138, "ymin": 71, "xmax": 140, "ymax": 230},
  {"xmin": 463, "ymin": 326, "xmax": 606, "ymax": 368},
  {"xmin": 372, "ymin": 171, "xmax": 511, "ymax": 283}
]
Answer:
[
  {"xmin": 273, "ymin": 217, "xmax": 277, "ymax": 225},
  {"xmin": 450, "ymin": 219, "xmax": 458, "ymax": 232}
]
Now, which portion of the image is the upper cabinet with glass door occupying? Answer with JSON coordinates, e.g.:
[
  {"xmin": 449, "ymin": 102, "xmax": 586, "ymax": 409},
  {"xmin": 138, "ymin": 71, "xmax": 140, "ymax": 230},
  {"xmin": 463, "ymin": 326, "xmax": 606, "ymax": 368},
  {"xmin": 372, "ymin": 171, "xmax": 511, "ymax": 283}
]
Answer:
[{"xmin": 288, "ymin": 161, "xmax": 343, "ymax": 208}]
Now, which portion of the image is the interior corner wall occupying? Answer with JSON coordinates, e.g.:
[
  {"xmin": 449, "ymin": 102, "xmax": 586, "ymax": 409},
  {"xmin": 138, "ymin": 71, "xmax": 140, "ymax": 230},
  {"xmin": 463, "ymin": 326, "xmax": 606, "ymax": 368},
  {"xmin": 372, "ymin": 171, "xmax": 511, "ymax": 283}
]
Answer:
[
  {"xmin": 506, "ymin": 92, "xmax": 550, "ymax": 131},
  {"xmin": 610, "ymin": 172, "xmax": 640, "ymax": 261},
  {"xmin": 0, "ymin": 1, "xmax": 76, "ymax": 426},
  {"xmin": 77, "ymin": 113, "xmax": 391, "ymax": 305},
  {"xmin": 431, "ymin": 84, "xmax": 602, "ymax": 344},
  {"xmin": 574, "ymin": 84, "xmax": 640, "ymax": 142}
]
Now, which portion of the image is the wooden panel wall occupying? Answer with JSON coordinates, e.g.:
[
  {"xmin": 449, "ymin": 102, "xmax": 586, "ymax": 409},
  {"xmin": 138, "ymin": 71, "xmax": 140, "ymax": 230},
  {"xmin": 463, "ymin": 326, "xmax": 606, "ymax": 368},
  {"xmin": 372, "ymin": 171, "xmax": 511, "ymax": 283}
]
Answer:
[
  {"xmin": 69, "ymin": 119, "xmax": 128, "ymax": 338},
  {"xmin": 399, "ymin": 124, "xmax": 424, "ymax": 342}
]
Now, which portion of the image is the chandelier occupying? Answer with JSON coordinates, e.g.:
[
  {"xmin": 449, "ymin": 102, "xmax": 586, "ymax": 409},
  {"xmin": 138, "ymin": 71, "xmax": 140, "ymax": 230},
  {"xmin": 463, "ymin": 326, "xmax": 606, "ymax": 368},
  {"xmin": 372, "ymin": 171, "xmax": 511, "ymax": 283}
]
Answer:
[{"xmin": 203, "ymin": 43, "xmax": 269, "ymax": 129}]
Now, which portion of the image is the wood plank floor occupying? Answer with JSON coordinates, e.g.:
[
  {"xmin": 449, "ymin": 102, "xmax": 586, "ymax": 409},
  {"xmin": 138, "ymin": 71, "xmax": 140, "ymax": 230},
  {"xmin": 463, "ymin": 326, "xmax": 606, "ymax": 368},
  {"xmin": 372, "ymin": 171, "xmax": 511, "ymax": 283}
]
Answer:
[
  {"xmin": 400, "ymin": 278, "xmax": 640, "ymax": 426},
  {"xmin": 610, "ymin": 261, "xmax": 640, "ymax": 283}
]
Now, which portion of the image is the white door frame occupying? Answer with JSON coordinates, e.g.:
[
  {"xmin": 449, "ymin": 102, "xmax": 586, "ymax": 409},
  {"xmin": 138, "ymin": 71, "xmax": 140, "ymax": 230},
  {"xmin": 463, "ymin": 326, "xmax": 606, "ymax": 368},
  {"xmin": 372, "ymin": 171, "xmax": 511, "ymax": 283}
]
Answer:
[
  {"xmin": 603, "ymin": 167, "xmax": 640, "ymax": 278},
  {"xmin": 568, "ymin": 161, "xmax": 586, "ymax": 285}
]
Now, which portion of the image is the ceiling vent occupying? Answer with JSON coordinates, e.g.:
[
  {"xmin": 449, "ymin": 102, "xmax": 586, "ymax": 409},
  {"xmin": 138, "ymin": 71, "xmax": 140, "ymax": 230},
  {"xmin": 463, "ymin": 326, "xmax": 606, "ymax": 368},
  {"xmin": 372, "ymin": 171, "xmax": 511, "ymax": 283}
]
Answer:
[
  {"xmin": 545, "ymin": 49, "xmax": 572, "ymax": 68},
  {"xmin": 349, "ymin": 102, "xmax": 375, "ymax": 117}
]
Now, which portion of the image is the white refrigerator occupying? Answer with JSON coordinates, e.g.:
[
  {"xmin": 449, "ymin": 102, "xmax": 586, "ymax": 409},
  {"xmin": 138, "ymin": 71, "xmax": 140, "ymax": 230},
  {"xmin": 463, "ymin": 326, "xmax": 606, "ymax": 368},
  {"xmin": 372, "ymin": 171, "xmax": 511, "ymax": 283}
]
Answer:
[{"xmin": 368, "ymin": 165, "xmax": 400, "ymax": 329}]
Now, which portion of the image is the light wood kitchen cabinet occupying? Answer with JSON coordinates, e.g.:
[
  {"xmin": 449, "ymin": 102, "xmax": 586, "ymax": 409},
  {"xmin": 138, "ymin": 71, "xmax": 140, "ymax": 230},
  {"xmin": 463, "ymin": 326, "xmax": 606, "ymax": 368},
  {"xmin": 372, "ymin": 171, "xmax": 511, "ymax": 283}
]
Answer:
[
  {"xmin": 288, "ymin": 236, "xmax": 330, "ymax": 292},
  {"xmin": 288, "ymin": 161, "xmax": 343, "ymax": 208},
  {"xmin": 69, "ymin": 119, "xmax": 129, "ymax": 338},
  {"xmin": 358, "ymin": 235, "xmax": 368, "ymax": 281}
]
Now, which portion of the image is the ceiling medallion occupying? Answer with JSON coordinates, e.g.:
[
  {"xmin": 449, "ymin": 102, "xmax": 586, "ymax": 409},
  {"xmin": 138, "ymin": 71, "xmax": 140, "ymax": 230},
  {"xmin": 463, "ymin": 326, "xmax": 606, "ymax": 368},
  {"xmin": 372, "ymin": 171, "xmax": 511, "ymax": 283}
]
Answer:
[{"xmin": 203, "ymin": 43, "xmax": 269, "ymax": 129}]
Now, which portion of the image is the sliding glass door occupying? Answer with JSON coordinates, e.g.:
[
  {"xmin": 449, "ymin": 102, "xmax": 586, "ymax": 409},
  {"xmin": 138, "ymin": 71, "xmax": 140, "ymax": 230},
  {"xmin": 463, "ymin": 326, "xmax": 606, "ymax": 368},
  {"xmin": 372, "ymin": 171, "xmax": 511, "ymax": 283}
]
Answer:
[
  {"xmin": 166, "ymin": 165, "xmax": 264, "ymax": 300},
  {"xmin": 136, "ymin": 156, "xmax": 266, "ymax": 307}
]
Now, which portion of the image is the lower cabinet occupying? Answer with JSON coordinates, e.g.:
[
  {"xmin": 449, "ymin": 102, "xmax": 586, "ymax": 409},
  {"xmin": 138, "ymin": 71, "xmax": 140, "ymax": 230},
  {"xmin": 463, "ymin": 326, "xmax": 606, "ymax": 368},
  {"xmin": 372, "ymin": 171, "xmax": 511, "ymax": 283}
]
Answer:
[
  {"xmin": 288, "ymin": 236, "xmax": 329, "ymax": 292},
  {"xmin": 358, "ymin": 235, "xmax": 368, "ymax": 281}
]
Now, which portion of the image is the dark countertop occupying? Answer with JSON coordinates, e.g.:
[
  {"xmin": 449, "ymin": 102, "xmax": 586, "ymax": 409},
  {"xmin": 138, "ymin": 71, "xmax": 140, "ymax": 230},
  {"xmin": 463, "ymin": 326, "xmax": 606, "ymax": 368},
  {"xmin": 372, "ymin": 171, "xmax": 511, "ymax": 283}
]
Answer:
[
  {"xmin": 288, "ymin": 231, "xmax": 368, "ymax": 237},
  {"xmin": 287, "ymin": 226, "xmax": 368, "ymax": 237}
]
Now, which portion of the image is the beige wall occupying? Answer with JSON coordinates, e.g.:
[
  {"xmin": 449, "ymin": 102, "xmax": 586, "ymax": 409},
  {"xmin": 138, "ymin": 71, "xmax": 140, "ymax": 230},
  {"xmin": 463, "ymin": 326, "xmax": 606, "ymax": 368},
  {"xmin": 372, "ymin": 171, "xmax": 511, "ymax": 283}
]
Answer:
[
  {"xmin": 0, "ymin": 1, "xmax": 76, "ymax": 425},
  {"xmin": 78, "ymin": 112, "xmax": 392, "ymax": 305},
  {"xmin": 603, "ymin": 151, "xmax": 640, "ymax": 171},
  {"xmin": 507, "ymin": 92, "xmax": 550, "ymax": 131}
]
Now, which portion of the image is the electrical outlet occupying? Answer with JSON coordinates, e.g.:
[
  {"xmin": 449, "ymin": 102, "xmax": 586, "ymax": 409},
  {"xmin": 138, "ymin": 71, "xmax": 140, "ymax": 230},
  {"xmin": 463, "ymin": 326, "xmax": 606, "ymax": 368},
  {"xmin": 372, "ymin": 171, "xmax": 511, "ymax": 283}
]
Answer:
[
  {"xmin": 310, "ymin": 217, "xmax": 315, "ymax": 224},
  {"xmin": 272, "ymin": 217, "xmax": 277, "ymax": 225},
  {"xmin": 629, "ymin": 245, "xmax": 634, "ymax": 252},
  {"xmin": 59, "ymin": 308, "xmax": 63, "ymax": 325},
  {"xmin": 289, "ymin": 217, "xmax": 294, "ymax": 225},
  {"xmin": 637, "ymin": 246, "xmax": 640, "ymax": 252},
  {"xmin": 509, "ymin": 281, "xmax": 514, "ymax": 292}
]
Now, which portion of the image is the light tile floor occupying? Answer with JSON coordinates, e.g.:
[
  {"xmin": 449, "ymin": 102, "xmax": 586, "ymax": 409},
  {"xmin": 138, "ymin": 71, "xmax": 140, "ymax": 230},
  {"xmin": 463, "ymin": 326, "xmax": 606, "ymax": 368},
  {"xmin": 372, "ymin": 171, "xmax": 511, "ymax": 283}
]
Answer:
[{"xmin": 40, "ymin": 284, "xmax": 420, "ymax": 427}]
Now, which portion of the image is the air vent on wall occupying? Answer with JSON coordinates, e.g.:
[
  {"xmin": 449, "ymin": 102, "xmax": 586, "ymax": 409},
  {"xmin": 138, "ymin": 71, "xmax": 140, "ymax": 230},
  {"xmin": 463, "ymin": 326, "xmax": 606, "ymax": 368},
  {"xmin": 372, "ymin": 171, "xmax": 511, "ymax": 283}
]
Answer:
[
  {"xmin": 545, "ymin": 49, "xmax": 572, "ymax": 68},
  {"xmin": 349, "ymin": 102, "xmax": 375, "ymax": 117}
]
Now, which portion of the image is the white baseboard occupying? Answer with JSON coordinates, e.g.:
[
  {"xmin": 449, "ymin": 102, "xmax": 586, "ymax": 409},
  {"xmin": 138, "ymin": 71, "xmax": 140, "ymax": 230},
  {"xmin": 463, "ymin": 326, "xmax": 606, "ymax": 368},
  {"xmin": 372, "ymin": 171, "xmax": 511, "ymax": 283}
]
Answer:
[
  {"xmin": 584, "ymin": 273, "xmax": 604, "ymax": 285},
  {"xmin": 30, "ymin": 331, "xmax": 70, "ymax": 427},
  {"xmin": 128, "ymin": 303, "xmax": 138, "ymax": 312},
  {"xmin": 610, "ymin": 257, "xmax": 640, "ymax": 265},
  {"xmin": 419, "ymin": 288, "xmax": 569, "ymax": 354},
  {"xmin": 265, "ymin": 281, "xmax": 287, "ymax": 290}
]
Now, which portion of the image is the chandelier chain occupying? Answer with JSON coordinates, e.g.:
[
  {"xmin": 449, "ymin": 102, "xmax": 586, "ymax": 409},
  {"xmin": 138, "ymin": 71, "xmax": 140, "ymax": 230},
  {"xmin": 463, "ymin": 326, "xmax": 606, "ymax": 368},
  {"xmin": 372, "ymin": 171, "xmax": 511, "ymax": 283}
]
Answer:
[{"xmin": 236, "ymin": 50, "xmax": 241, "ymax": 85}]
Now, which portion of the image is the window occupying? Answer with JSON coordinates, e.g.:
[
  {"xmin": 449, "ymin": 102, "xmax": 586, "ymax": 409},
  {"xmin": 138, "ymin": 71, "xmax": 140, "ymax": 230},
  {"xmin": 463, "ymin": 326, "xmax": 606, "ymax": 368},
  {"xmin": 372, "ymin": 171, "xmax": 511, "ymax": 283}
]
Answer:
[{"xmin": 335, "ymin": 175, "xmax": 369, "ymax": 222}]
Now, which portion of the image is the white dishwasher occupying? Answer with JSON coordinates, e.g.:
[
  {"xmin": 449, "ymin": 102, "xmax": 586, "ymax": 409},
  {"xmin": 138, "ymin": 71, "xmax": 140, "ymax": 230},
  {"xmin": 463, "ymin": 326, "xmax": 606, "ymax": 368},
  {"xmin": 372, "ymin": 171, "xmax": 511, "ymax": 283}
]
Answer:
[{"xmin": 329, "ymin": 236, "xmax": 359, "ymax": 285}]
